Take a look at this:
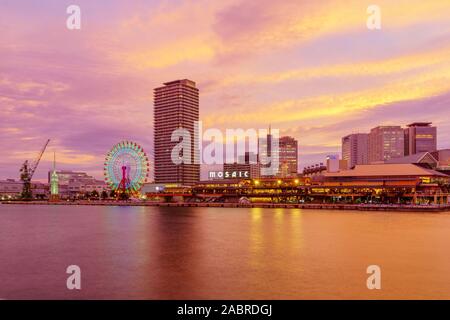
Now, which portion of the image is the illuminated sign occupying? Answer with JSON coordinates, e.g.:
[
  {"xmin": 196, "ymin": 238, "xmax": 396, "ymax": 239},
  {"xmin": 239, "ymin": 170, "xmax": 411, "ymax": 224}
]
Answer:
[{"xmin": 209, "ymin": 171, "xmax": 250, "ymax": 179}]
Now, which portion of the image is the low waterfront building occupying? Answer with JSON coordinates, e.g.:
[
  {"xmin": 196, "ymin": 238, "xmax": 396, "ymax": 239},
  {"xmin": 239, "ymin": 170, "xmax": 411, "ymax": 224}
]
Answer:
[
  {"xmin": 0, "ymin": 180, "xmax": 49, "ymax": 200},
  {"xmin": 147, "ymin": 163, "xmax": 449, "ymax": 205},
  {"xmin": 319, "ymin": 164, "xmax": 449, "ymax": 204},
  {"xmin": 47, "ymin": 170, "xmax": 91, "ymax": 186},
  {"xmin": 31, "ymin": 182, "xmax": 49, "ymax": 199},
  {"xmin": 47, "ymin": 170, "xmax": 109, "ymax": 199},
  {"xmin": 321, "ymin": 163, "xmax": 448, "ymax": 182},
  {"xmin": 67, "ymin": 179, "xmax": 108, "ymax": 197},
  {"xmin": 0, "ymin": 179, "xmax": 23, "ymax": 199}
]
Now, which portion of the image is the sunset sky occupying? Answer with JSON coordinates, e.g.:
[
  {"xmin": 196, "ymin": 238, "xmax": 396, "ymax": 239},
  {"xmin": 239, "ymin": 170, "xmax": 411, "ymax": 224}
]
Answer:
[{"xmin": 1, "ymin": 0, "xmax": 450, "ymax": 181}]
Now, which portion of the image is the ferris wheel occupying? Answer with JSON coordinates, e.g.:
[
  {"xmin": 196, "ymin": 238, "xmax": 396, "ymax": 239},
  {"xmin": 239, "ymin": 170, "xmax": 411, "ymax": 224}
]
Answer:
[{"xmin": 104, "ymin": 141, "xmax": 150, "ymax": 196}]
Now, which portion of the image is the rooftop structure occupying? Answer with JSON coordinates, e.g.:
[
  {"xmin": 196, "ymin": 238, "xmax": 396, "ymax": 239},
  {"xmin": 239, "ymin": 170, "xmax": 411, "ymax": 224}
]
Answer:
[
  {"xmin": 404, "ymin": 122, "xmax": 437, "ymax": 156},
  {"xmin": 384, "ymin": 152, "xmax": 438, "ymax": 169},
  {"xmin": 322, "ymin": 163, "xmax": 447, "ymax": 178}
]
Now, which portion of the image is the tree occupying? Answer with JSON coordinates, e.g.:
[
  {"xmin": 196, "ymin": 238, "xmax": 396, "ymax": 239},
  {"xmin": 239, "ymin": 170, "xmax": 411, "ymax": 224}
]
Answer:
[
  {"xmin": 91, "ymin": 189, "xmax": 99, "ymax": 199},
  {"xmin": 118, "ymin": 192, "xmax": 130, "ymax": 201},
  {"xmin": 101, "ymin": 190, "xmax": 108, "ymax": 200}
]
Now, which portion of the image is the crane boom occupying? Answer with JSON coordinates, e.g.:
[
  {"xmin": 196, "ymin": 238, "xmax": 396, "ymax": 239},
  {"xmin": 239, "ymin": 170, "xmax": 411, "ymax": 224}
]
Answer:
[
  {"xmin": 29, "ymin": 139, "xmax": 50, "ymax": 179},
  {"xmin": 20, "ymin": 139, "xmax": 50, "ymax": 200}
]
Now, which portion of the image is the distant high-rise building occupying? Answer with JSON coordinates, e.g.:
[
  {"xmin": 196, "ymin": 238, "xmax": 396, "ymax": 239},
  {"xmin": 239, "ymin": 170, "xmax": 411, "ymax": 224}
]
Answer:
[
  {"xmin": 154, "ymin": 79, "xmax": 200, "ymax": 186},
  {"xmin": 368, "ymin": 126, "xmax": 404, "ymax": 163},
  {"xmin": 341, "ymin": 133, "xmax": 369, "ymax": 169},
  {"xmin": 258, "ymin": 126, "xmax": 275, "ymax": 176},
  {"xmin": 278, "ymin": 136, "xmax": 298, "ymax": 177},
  {"xmin": 404, "ymin": 122, "xmax": 437, "ymax": 156},
  {"xmin": 223, "ymin": 152, "xmax": 260, "ymax": 180}
]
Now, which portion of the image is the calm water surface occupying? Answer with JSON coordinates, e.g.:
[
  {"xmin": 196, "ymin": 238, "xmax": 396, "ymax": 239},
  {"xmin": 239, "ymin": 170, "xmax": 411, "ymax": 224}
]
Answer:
[{"xmin": 1, "ymin": 204, "xmax": 450, "ymax": 299}]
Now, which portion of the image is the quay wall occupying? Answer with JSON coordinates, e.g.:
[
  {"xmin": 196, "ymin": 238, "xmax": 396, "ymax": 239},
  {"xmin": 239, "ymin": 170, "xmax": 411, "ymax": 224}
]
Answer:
[{"xmin": 2, "ymin": 201, "xmax": 450, "ymax": 212}]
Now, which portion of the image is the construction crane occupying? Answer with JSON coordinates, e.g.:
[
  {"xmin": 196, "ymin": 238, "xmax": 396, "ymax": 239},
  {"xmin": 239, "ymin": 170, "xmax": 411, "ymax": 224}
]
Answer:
[{"xmin": 20, "ymin": 139, "xmax": 50, "ymax": 200}]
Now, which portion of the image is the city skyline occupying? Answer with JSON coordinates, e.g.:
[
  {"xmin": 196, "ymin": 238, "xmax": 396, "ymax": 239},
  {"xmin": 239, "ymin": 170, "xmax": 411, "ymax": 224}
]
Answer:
[{"xmin": 2, "ymin": 0, "xmax": 450, "ymax": 182}]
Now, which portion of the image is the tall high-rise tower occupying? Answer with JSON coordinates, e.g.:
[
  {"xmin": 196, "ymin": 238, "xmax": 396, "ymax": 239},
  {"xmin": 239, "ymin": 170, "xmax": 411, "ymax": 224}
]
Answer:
[
  {"xmin": 342, "ymin": 133, "xmax": 369, "ymax": 169},
  {"xmin": 258, "ymin": 125, "xmax": 276, "ymax": 176},
  {"xmin": 368, "ymin": 126, "xmax": 404, "ymax": 163},
  {"xmin": 153, "ymin": 79, "xmax": 200, "ymax": 186},
  {"xmin": 278, "ymin": 136, "xmax": 298, "ymax": 177},
  {"xmin": 404, "ymin": 122, "xmax": 437, "ymax": 155}
]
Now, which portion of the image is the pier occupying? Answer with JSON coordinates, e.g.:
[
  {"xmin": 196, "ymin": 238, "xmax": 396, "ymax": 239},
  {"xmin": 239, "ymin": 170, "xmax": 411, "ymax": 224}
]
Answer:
[{"xmin": 2, "ymin": 201, "xmax": 450, "ymax": 212}]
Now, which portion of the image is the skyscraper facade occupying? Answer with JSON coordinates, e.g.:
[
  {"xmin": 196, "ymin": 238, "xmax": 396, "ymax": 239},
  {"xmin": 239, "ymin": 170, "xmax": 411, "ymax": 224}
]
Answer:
[
  {"xmin": 258, "ymin": 126, "xmax": 275, "ymax": 176},
  {"xmin": 404, "ymin": 122, "xmax": 437, "ymax": 155},
  {"xmin": 341, "ymin": 133, "xmax": 369, "ymax": 169},
  {"xmin": 278, "ymin": 136, "xmax": 298, "ymax": 177},
  {"xmin": 368, "ymin": 126, "xmax": 404, "ymax": 163},
  {"xmin": 154, "ymin": 79, "xmax": 200, "ymax": 186},
  {"xmin": 223, "ymin": 152, "xmax": 260, "ymax": 180}
]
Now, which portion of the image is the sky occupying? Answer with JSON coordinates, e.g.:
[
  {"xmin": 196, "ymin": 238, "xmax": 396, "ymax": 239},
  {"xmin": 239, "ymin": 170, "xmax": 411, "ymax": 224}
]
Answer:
[{"xmin": 1, "ymin": 0, "xmax": 450, "ymax": 181}]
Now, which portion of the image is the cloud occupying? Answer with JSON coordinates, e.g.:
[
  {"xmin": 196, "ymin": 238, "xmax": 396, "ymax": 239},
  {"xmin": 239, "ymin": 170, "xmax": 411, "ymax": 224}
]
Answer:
[
  {"xmin": 1, "ymin": 0, "xmax": 450, "ymax": 180},
  {"xmin": 211, "ymin": 0, "xmax": 450, "ymax": 63},
  {"xmin": 202, "ymin": 61, "xmax": 450, "ymax": 128}
]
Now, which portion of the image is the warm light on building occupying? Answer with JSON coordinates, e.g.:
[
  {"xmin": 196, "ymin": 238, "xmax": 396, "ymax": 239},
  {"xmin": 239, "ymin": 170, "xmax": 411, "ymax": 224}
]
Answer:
[
  {"xmin": 154, "ymin": 79, "xmax": 200, "ymax": 186},
  {"xmin": 405, "ymin": 122, "xmax": 437, "ymax": 156},
  {"xmin": 278, "ymin": 136, "xmax": 298, "ymax": 177},
  {"xmin": 368, "ymin": 126, "xmax": 404, "ymax": 163}
]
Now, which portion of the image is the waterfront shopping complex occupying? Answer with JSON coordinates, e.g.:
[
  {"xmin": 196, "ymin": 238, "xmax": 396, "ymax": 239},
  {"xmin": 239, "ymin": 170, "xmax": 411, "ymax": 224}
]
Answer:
[
  {"xmin": 1, "ymin": 79, "xmax": 450, "ymax": 206},
  {"xmin": 145, "ymin": 163, "xmax": 450, "ymax": 206}
]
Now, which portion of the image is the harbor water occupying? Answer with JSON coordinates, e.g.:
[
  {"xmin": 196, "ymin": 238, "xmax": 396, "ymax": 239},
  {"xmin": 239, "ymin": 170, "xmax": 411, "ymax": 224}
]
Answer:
[{"xmin": 1, "ymin": 205, "xmax": 450, "ymax": 299}]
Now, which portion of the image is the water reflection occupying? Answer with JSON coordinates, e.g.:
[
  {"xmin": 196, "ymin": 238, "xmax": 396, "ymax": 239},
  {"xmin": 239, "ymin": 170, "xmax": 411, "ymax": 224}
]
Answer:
[{"xmin": 0, "ymin": 205, "xmax": 450, "ymax": 299}]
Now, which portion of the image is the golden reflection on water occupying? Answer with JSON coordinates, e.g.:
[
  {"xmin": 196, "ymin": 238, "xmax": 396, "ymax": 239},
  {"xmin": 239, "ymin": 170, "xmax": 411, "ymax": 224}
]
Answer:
[
  {"xmin": 249, "ymin": 207, "xmax": 264, "ymax": 268},
  {"xmin": 1, "ymin": 205, "xmax": 450, "ymax": 299}
]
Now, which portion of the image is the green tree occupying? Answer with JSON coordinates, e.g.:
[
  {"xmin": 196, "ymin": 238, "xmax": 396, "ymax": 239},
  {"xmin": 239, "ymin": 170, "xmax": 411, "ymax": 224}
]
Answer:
[{"xmin": 91, "ymin": 189, "xmax": 99, "ymax": 199}]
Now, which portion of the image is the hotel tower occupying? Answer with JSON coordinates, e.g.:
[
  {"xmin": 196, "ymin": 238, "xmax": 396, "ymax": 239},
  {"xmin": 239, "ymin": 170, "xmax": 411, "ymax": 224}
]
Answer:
[{"xmin": 153, "ymin": 79, "xmax": 200, "ymax": 186}]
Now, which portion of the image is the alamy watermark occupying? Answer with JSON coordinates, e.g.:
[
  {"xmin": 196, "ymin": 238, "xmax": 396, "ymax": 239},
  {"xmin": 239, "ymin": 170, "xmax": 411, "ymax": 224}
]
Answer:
[
  {"xmin": 66, "ymin": 5, "xmax": 81, "ymax": 30},
  {"xmin": 367, "ymin": 5, "xmax": 381, "ymax": 30},
  {"xmin": 170, "ymin": 121, "xmax": 279, "ymax": 176},
  {"xmin": 66, "ymin": 265, "xmax": 81, "ymax": 290},
  {"xmin": 366, "ymin": 265, "xmax": 381, "ymax": 290}
]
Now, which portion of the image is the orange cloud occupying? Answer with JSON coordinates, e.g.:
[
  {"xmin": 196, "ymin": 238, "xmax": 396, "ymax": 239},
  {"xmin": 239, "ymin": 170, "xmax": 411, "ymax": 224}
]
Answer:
[
  {"xmin": 213, "ymin": 0, "xmax": 450, "ymax": 59},
  {"xmin": 203, "ymin": 60, "xmax": 450, "ymax": 127}
]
